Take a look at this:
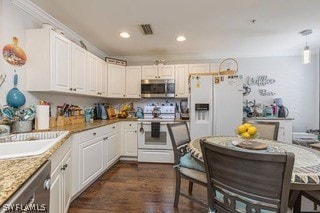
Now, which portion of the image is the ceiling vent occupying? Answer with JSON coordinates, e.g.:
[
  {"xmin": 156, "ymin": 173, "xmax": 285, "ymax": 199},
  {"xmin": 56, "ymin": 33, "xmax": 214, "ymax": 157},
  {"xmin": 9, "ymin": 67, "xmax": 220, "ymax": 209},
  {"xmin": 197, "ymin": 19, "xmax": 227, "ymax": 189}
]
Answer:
[{"xmin": 140, "ymin": 24, "xmax": 153, "ymax": 35}]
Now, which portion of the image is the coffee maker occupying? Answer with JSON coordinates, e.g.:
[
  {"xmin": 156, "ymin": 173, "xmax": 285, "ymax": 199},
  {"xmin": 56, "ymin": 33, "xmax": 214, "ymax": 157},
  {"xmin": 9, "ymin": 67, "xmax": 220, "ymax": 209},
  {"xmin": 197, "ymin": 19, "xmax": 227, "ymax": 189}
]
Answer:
[{"xmin": 180, "ymin": 100, "xmax": 189, "ymax": 120}]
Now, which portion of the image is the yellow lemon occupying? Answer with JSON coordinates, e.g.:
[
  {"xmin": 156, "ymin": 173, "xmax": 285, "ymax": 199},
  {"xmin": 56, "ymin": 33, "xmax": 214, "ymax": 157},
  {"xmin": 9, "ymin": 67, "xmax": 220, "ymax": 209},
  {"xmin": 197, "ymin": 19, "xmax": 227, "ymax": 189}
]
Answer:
[
  {"xmin": 248, "ymin": 126, "xmax": 257, "ymax": 135},
  {"xmin": 241, "ymin": 132, "xmax": 251, "ymax": 139},
  {"xmin": 237, "ymin": 125, "xmax": 247, "ymax": 134},
  {"xmin": 243, "ymin": 123, "xmax": 252, "ymax": 130}
]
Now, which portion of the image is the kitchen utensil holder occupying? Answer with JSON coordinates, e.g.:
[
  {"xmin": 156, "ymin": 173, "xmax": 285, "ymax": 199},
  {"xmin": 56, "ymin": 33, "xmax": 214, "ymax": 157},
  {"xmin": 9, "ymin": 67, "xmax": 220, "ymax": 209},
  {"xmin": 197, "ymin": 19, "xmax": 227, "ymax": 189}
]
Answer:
[
  {"xmin": 12, "ymin": 120, "xmax": 33, "ymax": 133},
  {"xmin": 218, "ymin": 58, "xmax": 238, "ymax": 75},
  {"xmin": 56, "ymin": 115, "xmax": 85, "ymax": 127}
]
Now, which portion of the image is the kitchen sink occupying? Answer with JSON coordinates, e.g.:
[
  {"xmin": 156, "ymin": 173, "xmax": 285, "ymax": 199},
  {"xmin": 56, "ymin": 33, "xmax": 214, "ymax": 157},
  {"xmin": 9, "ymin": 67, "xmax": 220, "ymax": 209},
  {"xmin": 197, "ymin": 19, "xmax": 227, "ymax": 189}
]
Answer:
[{"xmin": 0, "ymin": 131, "xmax": 69, "ymax": 159}]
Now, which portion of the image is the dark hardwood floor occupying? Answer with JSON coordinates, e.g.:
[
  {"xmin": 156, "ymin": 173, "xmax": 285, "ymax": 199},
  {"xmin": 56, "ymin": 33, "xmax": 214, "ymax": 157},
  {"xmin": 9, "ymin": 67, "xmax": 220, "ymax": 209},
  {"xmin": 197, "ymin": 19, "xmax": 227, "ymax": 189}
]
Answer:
[{"xmin": 69, "ymin": 161, "xmax": 208, "ymax": 213}]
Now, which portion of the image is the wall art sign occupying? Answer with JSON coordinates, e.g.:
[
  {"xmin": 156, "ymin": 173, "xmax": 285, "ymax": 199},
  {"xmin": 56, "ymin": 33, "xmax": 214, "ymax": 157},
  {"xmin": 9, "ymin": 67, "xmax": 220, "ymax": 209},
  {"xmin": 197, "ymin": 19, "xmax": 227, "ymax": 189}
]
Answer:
[
  {"xmin": 247, "ymin": 75, "xmax": 276, "ymax": 86},
  {"xmin": 259, "ymin": 89, "xmax": 276, "ymax": 96},
  {"xmin": 3, "ymin": 37, "xmax": 27, "ymax": 66}
]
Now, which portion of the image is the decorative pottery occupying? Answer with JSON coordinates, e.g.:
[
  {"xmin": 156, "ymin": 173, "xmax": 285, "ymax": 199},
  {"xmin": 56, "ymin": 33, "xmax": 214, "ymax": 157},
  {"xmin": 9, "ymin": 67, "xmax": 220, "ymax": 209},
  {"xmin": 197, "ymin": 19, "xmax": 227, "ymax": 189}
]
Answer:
[
  {"xmin": 3, "ymin": 37, "xmax": 27, "ymax": 66},
  {"xmin": 6, "ymin": 74, "xmax": 26, "ymax": 109}
]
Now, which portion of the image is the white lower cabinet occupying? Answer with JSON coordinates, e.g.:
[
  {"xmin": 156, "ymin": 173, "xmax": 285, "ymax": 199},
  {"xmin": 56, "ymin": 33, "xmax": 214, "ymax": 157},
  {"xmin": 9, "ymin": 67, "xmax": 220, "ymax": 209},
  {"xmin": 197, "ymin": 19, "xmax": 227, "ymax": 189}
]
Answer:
[
  {"xmin": 121, "ymin": 122, "xmax": 138, "ymax": 157},
  {"xmin": 106, "ymin": 130, "xmax": 121, "ymax": 167},
  {"xmin": 49, "ymin": 137, "xmax": 72, "ymax": 213},
  {"xmin": 72, "ymin": 124, "xmax": 122, "ymax": 197},
  {"xmin": 79, "ymin": 137, "xmax": 104, "ymax": 188}
]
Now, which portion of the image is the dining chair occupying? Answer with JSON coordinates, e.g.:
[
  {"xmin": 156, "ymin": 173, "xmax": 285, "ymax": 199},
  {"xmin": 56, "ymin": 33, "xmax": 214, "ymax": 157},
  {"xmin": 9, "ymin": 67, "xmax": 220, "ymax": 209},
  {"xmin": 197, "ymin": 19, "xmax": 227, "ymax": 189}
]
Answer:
[
  {"xmin": 200, "ymin": 138, "xmax": 294, "ymax": 213},
  {"xmin": 246, "ymin": 120, "xmax": 280, "ymax": 140},
  {"xmin": 300, "ymin": 190, "xmax": 320, "ymax": 212},
  {"xmin": 167, "ymin": 122, "xmax": 207, "ymax": 208}
]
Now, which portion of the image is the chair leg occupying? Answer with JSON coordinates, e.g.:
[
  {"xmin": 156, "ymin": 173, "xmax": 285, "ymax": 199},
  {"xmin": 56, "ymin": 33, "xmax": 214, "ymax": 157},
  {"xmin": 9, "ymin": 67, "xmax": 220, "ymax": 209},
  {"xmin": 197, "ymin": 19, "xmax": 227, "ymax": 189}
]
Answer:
[
  {"xmin": 174, "ymin": 172, "xmax": 181, "ymax": 208},
  {"xmin": 188, "ymin": 181, "xmax": 193, "ymax": 194}
]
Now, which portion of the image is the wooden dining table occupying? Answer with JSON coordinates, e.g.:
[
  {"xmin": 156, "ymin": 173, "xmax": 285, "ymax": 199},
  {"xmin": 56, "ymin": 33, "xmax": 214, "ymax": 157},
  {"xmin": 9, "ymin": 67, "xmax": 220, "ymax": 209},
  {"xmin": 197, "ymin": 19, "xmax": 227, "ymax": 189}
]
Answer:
[{"xmin": 187, "ymin": 136, "xmax": 320, "ymax": 213}]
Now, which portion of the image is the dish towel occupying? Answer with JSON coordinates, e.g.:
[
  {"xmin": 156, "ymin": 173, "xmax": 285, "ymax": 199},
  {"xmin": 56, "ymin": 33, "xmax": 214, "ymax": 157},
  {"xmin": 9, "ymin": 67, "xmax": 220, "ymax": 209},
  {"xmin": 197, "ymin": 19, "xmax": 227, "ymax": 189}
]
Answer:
[{"xmin": 151, "ymin": 122, "xmax": 160, "ymax": 138}]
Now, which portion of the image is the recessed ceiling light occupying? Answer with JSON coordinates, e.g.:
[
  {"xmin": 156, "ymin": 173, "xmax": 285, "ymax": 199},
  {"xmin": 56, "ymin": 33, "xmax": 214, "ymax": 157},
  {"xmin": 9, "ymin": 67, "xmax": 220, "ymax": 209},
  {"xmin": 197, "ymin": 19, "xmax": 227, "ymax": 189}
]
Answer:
[
  {"xmin": 176, "ymin": 36, "xmax": 186, "ymax": 42},
  {"xmin": 120, "ymin": 32, "xmax": 130, "ymax": 38}
]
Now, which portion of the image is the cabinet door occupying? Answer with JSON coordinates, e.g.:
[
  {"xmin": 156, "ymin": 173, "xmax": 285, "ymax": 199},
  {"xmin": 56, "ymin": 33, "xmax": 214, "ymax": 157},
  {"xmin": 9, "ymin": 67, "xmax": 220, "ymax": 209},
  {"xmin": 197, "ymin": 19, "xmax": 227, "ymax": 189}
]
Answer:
[
  {"xmin": 107, "ymin": 131, "xmax": 120, "ymax": 166},
  {"xmin": 158, "ymin": 65, "xmax": 175, "ymax": 79},
  {"xmin": 51, "ymin": 32, "xmax": 71, "ymax": 92},
  {"xmin": 175, "ymin": 65, "xmax": 189, "ymax": 98},
  {"xmin": 189, "ymin": 64, "xmax": 210, "ymax": 74},
  {"xmin": 86, "ymin": 53, "xmax": 98, "ymax": 95},
  {"xmin": 123, "ymin": 128, "xmax": 138, "ymax": 156},
  {"xmin": 141, "ymin": 65, "xmax": 158, "ymax": 79},
  {"xmin": 63, "ymin": 151, "xmax": 72, "ymax": 212},
  {"xmin": 50, "ymin": 162, "xmax": 63, "ymax": 213},
  {"xmin": 97, "ymin": 59, "xmax": 104, "ymax": 96},
  {"xmin": 71, "ymin": 43, "xmax": 86, "ymax": 94},
  {"xmin": 102, "ymin": 62, "xmax": 108, "ymax": 97},
  {"xmin": 79, "ymin": 138, "xmax": 104, "ymax": 187},
  {"xmin": 125, "ymin": 66, "xmax": 141, "ymax": 98},
  {"xmin": 107, "ymin": 64, "xmax": 126, "ymax": 98}
]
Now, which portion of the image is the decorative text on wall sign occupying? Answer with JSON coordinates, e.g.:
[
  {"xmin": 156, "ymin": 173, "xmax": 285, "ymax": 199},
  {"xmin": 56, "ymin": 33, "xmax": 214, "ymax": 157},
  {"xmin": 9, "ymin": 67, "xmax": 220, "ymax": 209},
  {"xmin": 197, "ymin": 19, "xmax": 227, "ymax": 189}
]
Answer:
[{"xmin": 247, "ymin": 75, "xmax": 276, "ymax": 86}]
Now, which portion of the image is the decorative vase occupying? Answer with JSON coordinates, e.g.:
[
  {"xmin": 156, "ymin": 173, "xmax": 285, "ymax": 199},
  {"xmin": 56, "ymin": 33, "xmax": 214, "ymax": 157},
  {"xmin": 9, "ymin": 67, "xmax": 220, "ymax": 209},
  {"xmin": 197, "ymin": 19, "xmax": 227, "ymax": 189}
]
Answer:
[{"xmin": 6, "ymin": 74, "xmax": 26, "ymax": 109}]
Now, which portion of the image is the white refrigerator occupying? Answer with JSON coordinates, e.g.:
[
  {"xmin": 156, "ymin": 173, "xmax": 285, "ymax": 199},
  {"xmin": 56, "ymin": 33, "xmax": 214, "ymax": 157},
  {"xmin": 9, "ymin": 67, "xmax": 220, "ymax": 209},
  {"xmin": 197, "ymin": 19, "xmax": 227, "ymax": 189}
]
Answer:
[{"xmin": 190, "ymin": 74, "xmax": 243, "ymax": 140}]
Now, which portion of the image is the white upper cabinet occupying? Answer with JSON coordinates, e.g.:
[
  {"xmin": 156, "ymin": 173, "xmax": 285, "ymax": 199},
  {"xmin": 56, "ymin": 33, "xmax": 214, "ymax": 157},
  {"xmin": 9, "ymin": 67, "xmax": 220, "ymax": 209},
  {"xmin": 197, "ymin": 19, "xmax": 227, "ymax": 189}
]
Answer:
[
  {"xmin": 125, "ymin": 66, "xmax": 141, "ymax": 98},
  {"xmin": 107, "ymin": 64, "xmax": 126, "ymax": 98},
  {"xmin": 141, "ymin": 65, "xmax": 175, "ymax": 79},
  {"xmin": 71, "ymin": 43, "xmax": 87, "ymax": 94},
  {"xmin": 158, "ymin": 65, "xmax": 175, "ymax": 79},
  {"xmin": 26, "ymin": 29, "xmax": 72, "ymax": 92},
  {"xmin": 141, "ymin": 65, "xmax": 158, "ymax": 79},
  {"xmin": 188, "ymin": 64, "xmax": 210, "ymax": 74},
  {"xmin": 97, "ymin": 59, "xmax": 105, "ymax": 96},
  {"xmin": 175, "ymin": 64, "xmax": 189, "ymax": 98},
  {"xmin": 86, "ymin": 52, "xmax": 105, "ymax": 97},
  {"xmin": 86, "ymin": 52, "xmax": 99, "ymax": 96}
]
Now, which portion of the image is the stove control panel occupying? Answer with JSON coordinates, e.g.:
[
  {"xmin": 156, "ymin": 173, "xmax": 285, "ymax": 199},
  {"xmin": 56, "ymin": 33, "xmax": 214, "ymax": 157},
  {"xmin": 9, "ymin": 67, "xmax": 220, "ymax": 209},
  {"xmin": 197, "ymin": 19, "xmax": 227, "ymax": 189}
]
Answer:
[{"xmin": 143, "ymin": 106, "xmax": 175, "ymax": 114}]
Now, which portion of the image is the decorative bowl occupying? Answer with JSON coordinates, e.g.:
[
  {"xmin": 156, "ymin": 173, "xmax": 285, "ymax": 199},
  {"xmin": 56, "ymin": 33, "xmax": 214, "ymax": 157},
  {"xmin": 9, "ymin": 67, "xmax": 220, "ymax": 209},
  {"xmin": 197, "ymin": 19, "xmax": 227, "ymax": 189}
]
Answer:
[{"xmin": 117, "ymin": 111, "xmax": 128, "ymax": 119}]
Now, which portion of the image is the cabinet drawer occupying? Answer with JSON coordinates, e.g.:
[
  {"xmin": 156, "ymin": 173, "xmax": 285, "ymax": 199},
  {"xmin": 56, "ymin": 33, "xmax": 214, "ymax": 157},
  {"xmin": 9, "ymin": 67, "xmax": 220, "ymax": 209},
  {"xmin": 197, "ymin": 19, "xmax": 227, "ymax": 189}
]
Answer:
[
  {"xmin": 122, "ymin": 122, "xmax": 137, "ymax": 129},
  {"xmin": 50, "ymin": 136, "xmax": 72, "ymax": 173},
  {"xmin": 79, "ymin": 127, "xmax": 104, "ymax": 142},
  {"xmin": 105, "ymin": 123, "xmax": 120, "ymax": 133}
]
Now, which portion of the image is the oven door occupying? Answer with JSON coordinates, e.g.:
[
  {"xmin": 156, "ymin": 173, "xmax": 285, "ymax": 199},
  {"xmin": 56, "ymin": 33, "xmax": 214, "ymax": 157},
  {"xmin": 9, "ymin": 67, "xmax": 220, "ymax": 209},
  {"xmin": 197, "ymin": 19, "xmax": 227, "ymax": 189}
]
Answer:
[{"xmin": 138, "ymin": 122, "xmax": 173, "ymax": 150}]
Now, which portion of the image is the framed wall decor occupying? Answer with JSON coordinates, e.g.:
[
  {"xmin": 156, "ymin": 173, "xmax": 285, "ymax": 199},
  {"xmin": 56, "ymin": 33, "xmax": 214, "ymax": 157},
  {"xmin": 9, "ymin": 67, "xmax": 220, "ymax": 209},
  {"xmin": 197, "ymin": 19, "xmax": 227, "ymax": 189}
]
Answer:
[{"xmin": 105, "ymin": 57, "xmax": 127, "ymax": 66}]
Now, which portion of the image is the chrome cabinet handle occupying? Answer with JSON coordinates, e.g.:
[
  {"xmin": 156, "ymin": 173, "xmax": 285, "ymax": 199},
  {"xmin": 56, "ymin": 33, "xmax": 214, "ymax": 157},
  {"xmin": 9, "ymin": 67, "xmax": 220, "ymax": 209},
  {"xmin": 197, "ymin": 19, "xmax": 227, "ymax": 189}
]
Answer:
[
  {"xmin": 113, "ymin": 126, "xmax": 115, "ymax": 129},
  {"xmin": 43, "ymin": 179, "xmax": 51, "ymax": 190},
  {"xmin": 73, "ymin": 88, "xmax": 76, "ymax": 91},
  {"xmin": 69, "ymin": 88, "xmax": 73, "ymax": 91},
  {"xmin": 93, "ymin": 132, "xmax": 96, "ymax": 136},
  {"xmin": 103, "ymin": 137, "xmax": 108, "ymax": 140}
]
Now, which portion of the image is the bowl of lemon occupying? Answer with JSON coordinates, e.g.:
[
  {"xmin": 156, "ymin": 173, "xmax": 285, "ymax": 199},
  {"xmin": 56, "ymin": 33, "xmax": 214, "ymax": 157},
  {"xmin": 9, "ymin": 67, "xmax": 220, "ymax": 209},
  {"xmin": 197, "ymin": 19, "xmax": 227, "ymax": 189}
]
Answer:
[{"xmin": 236, "ymin": 123, "xmax": 258, "ymax": 140}]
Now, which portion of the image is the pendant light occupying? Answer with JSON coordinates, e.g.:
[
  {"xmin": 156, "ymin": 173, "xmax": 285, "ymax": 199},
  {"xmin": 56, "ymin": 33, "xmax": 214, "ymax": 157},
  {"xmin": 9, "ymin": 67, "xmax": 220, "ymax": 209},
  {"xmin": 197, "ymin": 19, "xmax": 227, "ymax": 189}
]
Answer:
[{"xmin": 299, "ymin": 29, "xmax": 313, "ymax": 64}]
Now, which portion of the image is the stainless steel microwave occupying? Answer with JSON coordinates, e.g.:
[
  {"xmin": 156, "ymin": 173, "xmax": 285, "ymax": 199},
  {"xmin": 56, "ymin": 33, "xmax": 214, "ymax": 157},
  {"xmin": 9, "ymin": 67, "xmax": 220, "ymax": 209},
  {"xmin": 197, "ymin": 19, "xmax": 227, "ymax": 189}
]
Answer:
[{"xmin": 141, "ymin": 79, "xmax": 175, "ymax": 98}]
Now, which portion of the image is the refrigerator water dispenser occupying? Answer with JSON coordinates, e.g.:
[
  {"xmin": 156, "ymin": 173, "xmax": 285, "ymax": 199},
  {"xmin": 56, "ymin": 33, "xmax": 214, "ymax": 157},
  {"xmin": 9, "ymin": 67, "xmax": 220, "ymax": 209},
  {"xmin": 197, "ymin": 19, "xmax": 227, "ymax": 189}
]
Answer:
[{"xmin": 195, "ymin": 103, "xmax": 209, "ymax": 123}]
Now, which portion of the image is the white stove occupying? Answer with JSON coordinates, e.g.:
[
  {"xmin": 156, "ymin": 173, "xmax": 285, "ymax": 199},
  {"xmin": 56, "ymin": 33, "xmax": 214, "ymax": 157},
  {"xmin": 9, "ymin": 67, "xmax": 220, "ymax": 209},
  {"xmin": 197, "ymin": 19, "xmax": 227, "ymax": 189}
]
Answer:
[{"xmin": 137, "ymin": 105, "xmax": 176, "ymax": 163}]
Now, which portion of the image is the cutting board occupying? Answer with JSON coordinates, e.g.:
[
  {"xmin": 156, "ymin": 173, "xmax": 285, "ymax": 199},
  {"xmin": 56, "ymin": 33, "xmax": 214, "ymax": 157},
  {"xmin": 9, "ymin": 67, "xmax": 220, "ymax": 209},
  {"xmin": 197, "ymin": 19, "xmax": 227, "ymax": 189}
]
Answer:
[{"xmin": 107, "ymin": 108, "xmax": 116, "ymax": 120}]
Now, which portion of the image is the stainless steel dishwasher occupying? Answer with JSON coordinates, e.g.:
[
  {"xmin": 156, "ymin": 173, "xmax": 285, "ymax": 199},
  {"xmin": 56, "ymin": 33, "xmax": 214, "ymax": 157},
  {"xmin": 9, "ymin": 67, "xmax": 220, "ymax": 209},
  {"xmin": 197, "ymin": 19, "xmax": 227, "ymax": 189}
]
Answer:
[{"xmin": 0, "ymin": 160, "xmax": 51, "ymax": 213}]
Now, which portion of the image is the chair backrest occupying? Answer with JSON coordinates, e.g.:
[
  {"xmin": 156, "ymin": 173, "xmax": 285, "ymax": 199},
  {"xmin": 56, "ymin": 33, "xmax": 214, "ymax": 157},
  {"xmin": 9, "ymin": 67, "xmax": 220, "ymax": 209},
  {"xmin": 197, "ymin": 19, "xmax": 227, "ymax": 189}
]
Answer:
[
  {"xmin": 200, "ymin": 139, "xmax": 294, "ymax": 213},
  {"xmin": 167, "ymin": 122, "xmax": 191, "ymax": 164},
  {"xmin": 247, "ymin": 121, "xmax": 280, "ymax": 141}
]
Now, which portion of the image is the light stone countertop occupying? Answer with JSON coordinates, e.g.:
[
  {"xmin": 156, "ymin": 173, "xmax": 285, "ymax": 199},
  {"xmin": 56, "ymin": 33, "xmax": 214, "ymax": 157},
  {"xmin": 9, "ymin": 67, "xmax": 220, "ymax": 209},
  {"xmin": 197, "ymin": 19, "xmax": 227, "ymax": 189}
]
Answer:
[{"xmin": 0, "ymin": 118, "xmax": 137, "ymax": 207}]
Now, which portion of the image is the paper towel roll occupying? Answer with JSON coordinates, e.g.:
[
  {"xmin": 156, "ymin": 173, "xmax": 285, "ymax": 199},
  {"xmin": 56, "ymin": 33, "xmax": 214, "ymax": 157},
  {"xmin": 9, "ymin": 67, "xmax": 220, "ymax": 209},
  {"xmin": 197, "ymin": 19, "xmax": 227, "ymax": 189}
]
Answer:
[{"xmin": 36, "ymin": 105, "xmax": 50, "ymax": 130}]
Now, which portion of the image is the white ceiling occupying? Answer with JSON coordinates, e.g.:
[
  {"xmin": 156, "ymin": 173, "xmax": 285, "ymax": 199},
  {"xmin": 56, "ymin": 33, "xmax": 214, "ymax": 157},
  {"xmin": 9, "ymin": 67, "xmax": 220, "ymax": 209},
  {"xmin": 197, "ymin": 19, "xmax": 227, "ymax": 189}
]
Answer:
[{"xmin": 29, "ymin": 0, "xmax": 320, "ymax": 59}]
